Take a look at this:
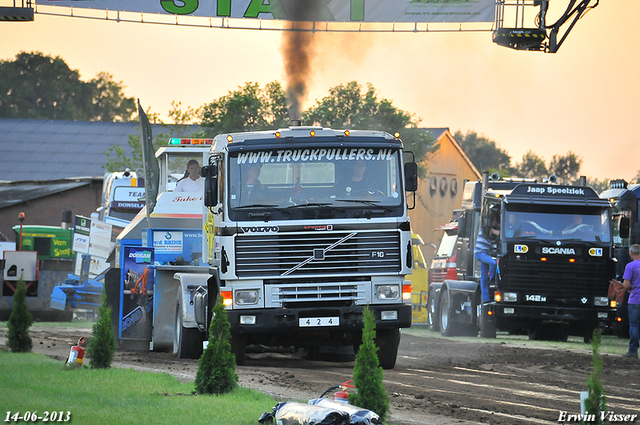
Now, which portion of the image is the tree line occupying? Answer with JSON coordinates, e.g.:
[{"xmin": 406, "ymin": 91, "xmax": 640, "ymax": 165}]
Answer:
[
  {"xmin": 0, "ymin": 51, "xmax": 631, "ymax": 188},
  {"xmin": 453, "ymin": 131, "xmax": 600, "ymax": 189},
  {"xmin": 0, "ymin": 52, "xmax": 134, "ymax": 122}
]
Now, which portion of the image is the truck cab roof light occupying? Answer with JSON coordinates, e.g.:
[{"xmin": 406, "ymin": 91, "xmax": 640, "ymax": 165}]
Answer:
[
  {"xmin": 310, "ymin": 130, "xmax": 316, "ymax": 137},
  {"xmin": 344, "ymin": 130, "xmax": 350, "ymax": 137},
  {"xmin": 394, "ymin": 132, "xmax": 400, "ymax": 139},
  {"xmin": 275, "ymin": 131, "xmax": 281, "ymax": 138},
  {"xmin": 226, "ymin": 135, "xmax": 233, "ymax": 143},
  {"xmin": 169, "ymin": 138, "xmax": 213, "ymax": 145},
  {"xmin": 609, "ymin": 179, "xmax": 628, "ymax": 189}
]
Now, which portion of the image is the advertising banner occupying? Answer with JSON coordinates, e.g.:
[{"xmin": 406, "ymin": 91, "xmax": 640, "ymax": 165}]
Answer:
[
  {"xmin": 41, "ymin": 0, "xmax": 496, "ymax": 23},
  {"xmin": 120, "ymin": 246, "xmax": 154, "ymax": 341},
  {"xmin": 72, "ymin": 216, "xmax": 91, "ymax": 254},
  {"xmin": 89, "ymin": 220, "xmax": 113, "ymax": 259},
  {"xmin": 111, "ymin": 186, "xmax": 145, "ymax": 210}
]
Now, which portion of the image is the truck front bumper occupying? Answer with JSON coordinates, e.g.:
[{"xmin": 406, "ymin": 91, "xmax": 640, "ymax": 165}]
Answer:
[
  {"xmin": 493, "ymin": 303, "xmax": 616, "ymax": 325},
  {"xmin": 226, "ymin": 304, "xmax": 411, "ymax": 345}
]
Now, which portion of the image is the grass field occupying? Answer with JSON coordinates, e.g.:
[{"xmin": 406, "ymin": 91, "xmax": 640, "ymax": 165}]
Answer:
[{"xmin": 0, "ymin": 351, "xmax": 277, "ymax": 425}]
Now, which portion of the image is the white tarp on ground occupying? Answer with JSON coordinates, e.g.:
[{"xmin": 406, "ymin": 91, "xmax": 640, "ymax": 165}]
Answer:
[{"xmin": 40, "ymin": 0, "xmax": 496, "ymax": 23}]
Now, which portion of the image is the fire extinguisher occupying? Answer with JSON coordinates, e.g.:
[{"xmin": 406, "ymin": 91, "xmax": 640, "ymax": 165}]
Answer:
[
  {"xmin": 334, "ymin": 380, "xmax": 354, "ymax": 404},
  {"xmin": 66, "ymin": 337, "xmax": 85, "ymax": 367}
]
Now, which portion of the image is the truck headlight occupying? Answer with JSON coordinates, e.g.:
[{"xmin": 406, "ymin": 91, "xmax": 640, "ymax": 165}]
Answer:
[
  {"xmin": 503, "ymin": 292, "xmax": 518, "ymax": 302},
  {"xmin": 235, "ymin": 290, "xmax": 259, "ymax": 305},
  {"xmin": 594, "ymin": 297, "xmax": 609, "ymax": 307},
  {"xmin": 376, "ymin": 285, "xmax": 400, "ymax": 300}
]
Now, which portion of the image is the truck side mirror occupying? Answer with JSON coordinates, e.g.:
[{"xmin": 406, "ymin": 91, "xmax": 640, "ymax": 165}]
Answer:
[
  {"xmin": 457, "ymin": 214, "xmax": 466, "ymax": 237},
  {"xmin": 404, "ymin": 162, "xmax": 418, "ymax": 192},
  {"xmin": 620, "ymin": 216, "xmax": 630, "ymax": 239},
  {"xmin": 201, "ymin": 165, "xmax": 218, "ymax": 207}
]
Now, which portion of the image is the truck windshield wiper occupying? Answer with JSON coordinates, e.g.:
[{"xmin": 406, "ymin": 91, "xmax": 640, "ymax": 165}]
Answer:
[
  {"xmin": 287, "ymin": 202, "xmax": 333, "ymax": 209},
  {"xmin": 285, "ymin": 202, "xmax": 347, "ymax": 216},
  {"xmin": 234, "ymin": 204, "xmax": 279, "ymax": 209},
  {"xmin": 556, "ymin": 238, "xmax": 604, "ymax": 245},
  {"xmin": 335, "ymin": 199, "xmax": 394, "ymax": 212}
]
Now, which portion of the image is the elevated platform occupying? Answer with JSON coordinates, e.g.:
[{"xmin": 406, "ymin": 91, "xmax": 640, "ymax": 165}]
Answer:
[
  {"xmin": 0, "ymin": 6, "xmax": 34, "ymax": 21},
  {"xmin": 493, "ymin": 28, "xmax": 547, "ymax": 51}
]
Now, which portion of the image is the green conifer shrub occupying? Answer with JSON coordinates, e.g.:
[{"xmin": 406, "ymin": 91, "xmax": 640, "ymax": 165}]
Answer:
[
  {"xmin": 195, "ymin": 296, "xmax": 238, "ymax": 395},
  {"xmin": 584, "ymin": 328, "xmax": 607, "ymax": 424},
  {"xmin": 350, "ymin": 305, "xmax": 389, "ymax": 422},
  {"xmin": 87, "ymin": 291, "xmax": 116, "ymax": 369},
  {"xmin": 7, "ymin": 279, "xmax": 34, "ymax": 353}
]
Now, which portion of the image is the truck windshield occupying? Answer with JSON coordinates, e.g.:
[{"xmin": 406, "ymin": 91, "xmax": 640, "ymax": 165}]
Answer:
[
  {"xmin": 227, "ymin": 147, "xmax": 403, "ymax": 213},
  {"xmin": 435, "ymin": 231, "xmax": 457, "ymax": 258},
  {"xmin": 165, "ymin": 154, "xmax": 204, "ymax": 192},
  {"xmin": 503, "ymin": 207, "xmax": 611, "ymax": 243}
]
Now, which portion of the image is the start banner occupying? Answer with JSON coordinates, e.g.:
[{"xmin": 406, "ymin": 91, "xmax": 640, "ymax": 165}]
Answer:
[{"xmin": 41, "ymin": 0, "xmax": 496, "ymax": 23}]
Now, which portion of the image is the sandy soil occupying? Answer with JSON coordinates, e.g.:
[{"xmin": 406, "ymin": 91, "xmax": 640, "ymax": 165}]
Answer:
[{"xmin": 2, "ymin": 325, "xmax": 639, "ymax": 425}]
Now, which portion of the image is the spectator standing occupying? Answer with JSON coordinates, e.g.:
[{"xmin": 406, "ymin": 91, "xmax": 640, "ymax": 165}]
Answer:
[{"xmin": 611, "ymin": 244, "xmax": 640, "ymax": 358}]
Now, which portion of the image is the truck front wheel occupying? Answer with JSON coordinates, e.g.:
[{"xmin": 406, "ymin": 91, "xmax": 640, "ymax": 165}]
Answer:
[
  {"xmin": 375, "ymin": 328, "xmax": 400, "ymax": 370},
  {"xmin": 427, "ymin": 288, "xmax": 440, "ymax": 332},
  {"xmin": 479, "ymin": 303, "xmax": 496, "ymax": 339},
  {"xmin": 439, "ymin": 288, "xmax": 458, "ymax": 337},
  {"xmin": 230, "ymin": 334, "xmax": 246, "ymax": 366}
]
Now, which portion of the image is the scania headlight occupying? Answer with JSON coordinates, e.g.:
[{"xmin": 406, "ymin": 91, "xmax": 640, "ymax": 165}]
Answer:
[
  {"xmin": 235, "ymin": 290, "xmax": 259, "ymax": 305},
  {"xmin": 376, "ymin": 285, "xmax": 400, "ymax": 300},
  {"xmin": 594, "ymin": 297, "xmax": 609, "ymax": 307},
  {"xmin": 503, "ymin": 292, "xmax": 518, "ymax": 303}
]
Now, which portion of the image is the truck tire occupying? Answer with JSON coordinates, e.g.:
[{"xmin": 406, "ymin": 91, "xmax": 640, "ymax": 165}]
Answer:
[
  {"xmin": 173, "ymin": 301, "xmax": 203, "ymax": 359},
  {"xmin": 439, "ymin": 288, "xmax": 459, "ymax": 337},
  {"xmin": 480, "ymin": 303, "xmax": 496, "ymax": 339},
  {"xmin": 375, "ymin": 328, "xmax": 400, "ymax": 370},
  {"xmin": 583, "ymin": 325, "xmax": 598, "ymax": 344},
  {"xmin": 230, "ymin": 334, "xmax": 246, "ymax": 366},
  {"xmin": 427, "ymin": 289, "xmax": 440, "ymax": 332}
]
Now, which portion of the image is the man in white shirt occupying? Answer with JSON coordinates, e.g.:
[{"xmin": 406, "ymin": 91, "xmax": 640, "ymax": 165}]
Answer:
[{"xmin": 174, "ymin": 159, "xmax": 204, "ymax": 192}]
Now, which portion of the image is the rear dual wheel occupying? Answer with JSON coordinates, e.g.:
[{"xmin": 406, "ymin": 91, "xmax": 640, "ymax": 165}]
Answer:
[{"xmin": 173, "ymin": 300, "xmax": 203, "ymax": 359}]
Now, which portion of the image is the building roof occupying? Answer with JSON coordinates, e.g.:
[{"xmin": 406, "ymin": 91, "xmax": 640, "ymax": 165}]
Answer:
[
  {"xmin": 423, "ymin": 128, "xmax": 449, "ymax": 141},
  {"xmin": 0, "ymin": 119, "xmax": 199, "ymax": 182},
  {"xmin": 421, "ymin": 127, "xmax": 481, "ymax": 179},
  {"xmin": 0, "ymin": 178, "xmax": 97, "ymax": 209}
]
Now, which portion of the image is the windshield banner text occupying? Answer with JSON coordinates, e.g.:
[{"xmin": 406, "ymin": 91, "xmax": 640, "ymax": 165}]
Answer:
[{"xmin": 236, "ymin": 148, "xmax": 394, "ymax": 164}]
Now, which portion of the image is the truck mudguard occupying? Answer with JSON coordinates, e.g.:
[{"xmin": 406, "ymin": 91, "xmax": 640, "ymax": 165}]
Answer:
[{"xmin": 173, "ymin": 272, "xmax": 210, "ymax": 329}]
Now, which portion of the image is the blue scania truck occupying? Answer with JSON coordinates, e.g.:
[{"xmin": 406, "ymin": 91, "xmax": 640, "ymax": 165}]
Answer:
[{"xmin": 428, "ymin": 173, "xmax": 616, "ymax": 341}]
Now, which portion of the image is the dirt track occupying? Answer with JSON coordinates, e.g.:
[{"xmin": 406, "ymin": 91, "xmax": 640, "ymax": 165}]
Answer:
[{"xmin": 2, "ymin": 324, "xmax": 639, "ymax": 425}]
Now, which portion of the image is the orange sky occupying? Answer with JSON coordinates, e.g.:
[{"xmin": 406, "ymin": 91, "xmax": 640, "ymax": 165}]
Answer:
[{"xmin": 1, "ymin": 1, "xmax": 638, "ymax": 182}]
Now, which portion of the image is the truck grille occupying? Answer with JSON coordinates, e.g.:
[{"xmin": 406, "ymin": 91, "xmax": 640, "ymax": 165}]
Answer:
[
  {"xmin": 268, "ymin": 281, "xmax": 366, "ymax": 307},
  {"xmin": 235, "ymin": 230, "xmax": 401, "ymax": 278},
  {"xmin": 501, "ymin": 258, "xmax": 609, "ymax": 298}
]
